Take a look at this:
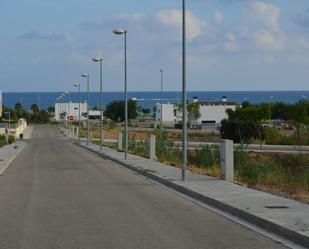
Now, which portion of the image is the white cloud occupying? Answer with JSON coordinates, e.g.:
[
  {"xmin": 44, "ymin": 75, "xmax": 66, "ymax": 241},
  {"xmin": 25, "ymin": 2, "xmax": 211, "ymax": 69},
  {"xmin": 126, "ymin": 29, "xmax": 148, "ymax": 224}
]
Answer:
[
  {"xmin": 252, "ymin": 1, "xmax": 280, "ymax": 31},
  {"xmin": 18, "ymin": 31, "xmax": 72, "ymax": 41},
  {"xmin": 226, "ymin": 32, "xmax": 236, "ymax": 41},
  {"xmin": 213, "ymin": 10, "xmax": 223, "ymax": 24},
  {"xmin": 253, "ymin": 30, "xmax": 283, "ymax": 50},
  {"xmin": 296, "ymin": 37, "xmax": 309, "ymax": 50},
  {"xmin": 223, "ymin": 42, "xmax": 240, "ymax": 53},
  {"xmin": 156, "ymin": 9, "xmax": 207, "ymax": 41},
  {"xmin": 67, "ymin": 53, "xmax": 90, "ymax": 64}
]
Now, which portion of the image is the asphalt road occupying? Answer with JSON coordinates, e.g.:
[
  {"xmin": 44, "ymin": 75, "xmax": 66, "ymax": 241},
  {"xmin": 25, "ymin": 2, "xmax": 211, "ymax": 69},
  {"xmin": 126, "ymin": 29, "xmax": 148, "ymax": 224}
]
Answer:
[{"xmin": 0, "ymin": 126, "xmax": 288, "ymax": 249}]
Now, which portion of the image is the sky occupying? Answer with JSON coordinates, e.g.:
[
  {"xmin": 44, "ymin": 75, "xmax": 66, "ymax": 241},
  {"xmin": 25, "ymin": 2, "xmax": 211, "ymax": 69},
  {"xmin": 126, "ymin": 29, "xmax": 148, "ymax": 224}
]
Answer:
[{"xmin": 1, "ymin": 0, "xmax": 309, "ymax": 92}]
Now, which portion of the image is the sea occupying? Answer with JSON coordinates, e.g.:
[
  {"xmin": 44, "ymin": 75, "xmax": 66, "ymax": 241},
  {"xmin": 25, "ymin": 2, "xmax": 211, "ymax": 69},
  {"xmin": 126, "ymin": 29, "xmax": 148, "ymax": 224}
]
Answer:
[{"xmin": 2, "ymin": 91, "xmax": 309, "ymax": 111}]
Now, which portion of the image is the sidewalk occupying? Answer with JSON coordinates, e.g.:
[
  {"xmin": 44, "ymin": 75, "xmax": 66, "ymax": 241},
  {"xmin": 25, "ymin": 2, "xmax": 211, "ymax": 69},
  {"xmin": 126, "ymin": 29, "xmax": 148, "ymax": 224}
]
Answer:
[
  {"xmin": 0, "ymin": 126, "xmax": 34, "ymax": 175},
  {"xmin": 63, "ymin": 128, "xmax": 309, "ymax": 247}
]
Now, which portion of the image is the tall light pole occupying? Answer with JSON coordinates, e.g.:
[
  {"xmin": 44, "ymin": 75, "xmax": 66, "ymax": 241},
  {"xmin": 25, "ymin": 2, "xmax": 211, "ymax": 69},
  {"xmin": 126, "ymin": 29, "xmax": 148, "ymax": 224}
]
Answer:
[
  {"xmin": 56, "ymin": 95, "xmax": 62, "ymax": 123},
  {"xmin": 60, "ymin": 94, "xmax": 65, "ymax": 126},
  {"xmin": 92, "ymin": 57, "xmax": 104, "ymax": 151},
  {"xmin": 63, "ymin": 92, "xmax": 69, "ymax": 135},
  {"xmin": 74, "ymin": 83, "xmax": 81, "ymax": 142},
  {"xmin": 57, "ymin": 94, "xmax": 63, "ymax": 125},
  {"xmin": 81, "ymin": 73, "xmax": 90, "ymax": 146},
  {"xmin": 182, "ymin": 0, "xmax": 187, "ymax": 181},
  {"xmin": 160, "ymin": 69, "xmax": 164, "ymax": 128},
  {"xmin": 113, "ymin": 28, "xmax": 128, "ymax": 160}
]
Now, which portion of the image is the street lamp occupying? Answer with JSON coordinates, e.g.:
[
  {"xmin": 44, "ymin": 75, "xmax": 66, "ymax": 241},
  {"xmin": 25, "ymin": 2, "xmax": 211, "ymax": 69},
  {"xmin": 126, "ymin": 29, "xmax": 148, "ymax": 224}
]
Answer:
[
  {"xmin": 63, "ymin": 92, "xmax": 69, "ymax": 136},
  {"xmin": 60, "ymin": 94, "xmax": 65, "ymax": 125},
  {"xmin": 160, "ymin": 69, "xmax": 164, "ymax": 129},
  {"xmin": 56, "ymin": 95, "xmax": 63, "ymax": 123},
  {"xmin": 74, "ymin": 83, "xmax": 81, "ymax": 142},
  {"xmin": 182, "ymin": 0, "xmax": 187, "ymax": 181},
  {"xmin": 113, "ymin": 28, "xmax": 128, "ymax": 160},
  {"xmin": 81, "ymin": 73, "xmax": 90, "ymax": 146},
  {"xmin": 92, "ymin": 57, "xmax": 104, "ymax": 151}
]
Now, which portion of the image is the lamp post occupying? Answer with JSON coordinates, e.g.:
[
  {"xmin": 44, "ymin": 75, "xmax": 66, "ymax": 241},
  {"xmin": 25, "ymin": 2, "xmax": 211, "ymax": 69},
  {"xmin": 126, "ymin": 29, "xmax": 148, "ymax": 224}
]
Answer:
[
  {"xmin": 60, "ymin": 94, "xmax": 65, "ymax": 126},
  {"xmin": 92, "ymin": 57, "xmax": 104, "ymax": 151},
  {"xmin": 74, "ymin": 83, "xmax": 81, "ymax": 142},
  {"xmin": 56, "ymin": 95, "xmax": 62, "ymax": 123},
  {"xmin": 160, "ymin": 69, "xmax": 164, "ymax": 128},
  {"xmin": 81, "ymin": 73, "xmax": 90, "ymax": 146},
  {"xmin": 113, "ymin": 28, "xmax": 128, "ymax": 160},
  {"xmin": 63, "ymin": 92, "xmax": 69, "ymax": 136},
  {"xmin": 182, "ymin": 0, "xmax": 187, "ymax": 181}
]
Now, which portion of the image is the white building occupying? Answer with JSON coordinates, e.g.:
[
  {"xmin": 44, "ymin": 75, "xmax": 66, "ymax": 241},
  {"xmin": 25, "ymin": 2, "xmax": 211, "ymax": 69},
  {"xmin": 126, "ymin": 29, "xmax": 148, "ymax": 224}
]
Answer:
[
  {"xmin": 196, "ymin": 97, "xmax": 237, "ymax": 125},
  {"xmin": 155, "ymin": 97, "xmax": 237, "ymax": 128},
  {"xmin": 55, "ymin": 102, "xmax": 88, "ymax": 121},
  {"xmin": 155, "ymin": 103, "xmax": 180, "ymax": 126},
  {"xmin": 89, "ymin": 110, "xmax": 104, "ymax": 120}
]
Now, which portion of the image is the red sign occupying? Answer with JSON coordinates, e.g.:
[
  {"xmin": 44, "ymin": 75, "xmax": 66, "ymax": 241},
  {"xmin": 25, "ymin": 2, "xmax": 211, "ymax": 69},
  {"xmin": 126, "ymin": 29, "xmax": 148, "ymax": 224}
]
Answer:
[{"xmin": 69, "ymin": 115, "xmax": 75, "ymax": 121}]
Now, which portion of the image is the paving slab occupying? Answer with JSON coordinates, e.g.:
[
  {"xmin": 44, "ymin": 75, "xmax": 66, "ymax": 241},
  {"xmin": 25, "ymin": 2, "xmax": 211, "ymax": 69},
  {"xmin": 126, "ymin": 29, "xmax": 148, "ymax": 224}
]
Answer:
[
  {"xmin": 0, "ymin": 141, "xmax": 27, "ymax": 176},
  {"xmin": 21, "ymin": 125, "xmax": 34, "ymax": 139},
  {"xmin": 64, "ymin": 131, "xmax": 309, "ymax": 248},
  {"xmin": 0, "ymin": 126, "xmax": 33, "ymax": 175}
]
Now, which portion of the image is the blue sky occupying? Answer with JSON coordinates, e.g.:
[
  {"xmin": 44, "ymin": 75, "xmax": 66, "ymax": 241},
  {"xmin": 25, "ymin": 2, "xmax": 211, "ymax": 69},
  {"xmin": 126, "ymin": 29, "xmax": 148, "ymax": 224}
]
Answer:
[{"xmin": 1, "ymin": 0, "xmax": 309, "ymax": 92}]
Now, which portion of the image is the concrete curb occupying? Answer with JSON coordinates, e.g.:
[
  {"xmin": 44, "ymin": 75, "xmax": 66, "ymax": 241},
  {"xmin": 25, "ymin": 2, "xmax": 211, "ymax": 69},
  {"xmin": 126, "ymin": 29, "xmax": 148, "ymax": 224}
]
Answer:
[
  {"xmin": 0, "ymin": 142, "xmax": 27, "ymax": 176},
  {"xmin": 76, "ymin": 142, "xmax": 309, "ymax": 248}
]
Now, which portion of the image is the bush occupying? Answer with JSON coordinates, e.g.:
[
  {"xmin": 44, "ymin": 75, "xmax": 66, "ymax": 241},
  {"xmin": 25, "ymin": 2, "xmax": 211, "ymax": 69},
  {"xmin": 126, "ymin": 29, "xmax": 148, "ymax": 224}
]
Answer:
[
  {"xmin": 105, "ymin": 100, "xmax": 138, "ymax": 122},
  {"xmin": 221, "ymin": 119, "xmax": 264, "ymax": 143},
  {"xmin": 155, "ymin": 128, "xmax": 180, "ymax": 166},
  {"xmin": 0, "ymin": 135, "xmax": 14, "ymax": 147},
  {"xmin": 129, "ymin": 136, "xmax": 149, "ymax": 158},
  {"xmin": 189, "ymin": 145, "xmax": 220, "ymax": 169}
]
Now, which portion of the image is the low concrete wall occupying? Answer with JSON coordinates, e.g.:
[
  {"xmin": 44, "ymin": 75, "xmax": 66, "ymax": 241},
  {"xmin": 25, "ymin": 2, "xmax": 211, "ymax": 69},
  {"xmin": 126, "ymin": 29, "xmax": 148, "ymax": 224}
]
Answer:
[{"xmin": 0, "ymin": 119, "xmax": 27, "ymax": 138}]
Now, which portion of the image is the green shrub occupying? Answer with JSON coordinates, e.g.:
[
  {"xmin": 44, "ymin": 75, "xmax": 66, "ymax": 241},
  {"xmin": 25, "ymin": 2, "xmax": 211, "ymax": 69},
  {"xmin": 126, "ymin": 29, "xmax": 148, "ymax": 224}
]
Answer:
[
  {"xmin": 8, "ymin": 136, "xmax": 14, "ymax": 144},
  {"xmin": 0, "ymin": 135, "xmax": 14, "ymax": 146},
  {"xmin": 129, "ymin": 136, "xmax": 149, "ymax": 158},
  {"xmin": 190, "ymin": 145, "xmax": 220, "ymax": 169},
  {"xmin": 155, "ymin": 128, "xmax": 180, "ymax": 166}
]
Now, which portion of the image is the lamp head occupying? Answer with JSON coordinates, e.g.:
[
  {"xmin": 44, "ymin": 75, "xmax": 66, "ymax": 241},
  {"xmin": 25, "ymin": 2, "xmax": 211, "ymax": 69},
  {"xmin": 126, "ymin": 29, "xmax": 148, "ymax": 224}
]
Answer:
[
  {"xmin": 92, "ymin": 57, "xmax": 102, "ymax": 63},
  {"xmin": 113, "ymin": 28, "xmax": 126, "ymax": 35}
]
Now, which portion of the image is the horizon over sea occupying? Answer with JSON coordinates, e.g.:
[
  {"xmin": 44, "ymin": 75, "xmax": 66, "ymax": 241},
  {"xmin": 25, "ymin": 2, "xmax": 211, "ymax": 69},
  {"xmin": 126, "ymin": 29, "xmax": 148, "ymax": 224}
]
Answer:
[{"xmin": 2, "ymin": 91, "xmax": 309, "ymax": 110}]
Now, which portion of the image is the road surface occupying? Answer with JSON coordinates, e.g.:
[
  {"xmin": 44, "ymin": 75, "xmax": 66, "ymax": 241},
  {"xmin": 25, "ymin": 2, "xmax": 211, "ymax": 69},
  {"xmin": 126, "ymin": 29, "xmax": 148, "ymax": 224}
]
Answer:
[{"xmin": 0, "ymin": 126, "xmax": 288, "ymax": 249}]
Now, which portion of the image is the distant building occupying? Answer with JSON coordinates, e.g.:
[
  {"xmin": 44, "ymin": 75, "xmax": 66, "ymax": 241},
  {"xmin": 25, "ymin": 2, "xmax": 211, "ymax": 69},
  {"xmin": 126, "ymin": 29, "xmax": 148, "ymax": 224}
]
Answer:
[
  {"xmin": 55, "ymin": 102, "xmax": 88, "ymax": 122},
  {"xmin": 88, "ymin": 110, "xmax": 104, "ymax": 120},
  {"xmin": 196, "ymin": 96, "xmax": 237, "ymax": 124},
  {"xmin": 156, "ymin": 96, "xmax": 237, "ymax": 130},
  {"xmin": 155, "ymin": 103, "xmax": 180, "ymax": 127}
]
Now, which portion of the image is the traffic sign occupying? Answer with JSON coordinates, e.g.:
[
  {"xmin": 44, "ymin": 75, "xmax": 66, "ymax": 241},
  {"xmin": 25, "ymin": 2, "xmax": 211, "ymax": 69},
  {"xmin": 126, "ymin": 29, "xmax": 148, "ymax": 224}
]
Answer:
[{"xmin": 69, "ymin": 116, "xmax": 75, "ymax": 121}]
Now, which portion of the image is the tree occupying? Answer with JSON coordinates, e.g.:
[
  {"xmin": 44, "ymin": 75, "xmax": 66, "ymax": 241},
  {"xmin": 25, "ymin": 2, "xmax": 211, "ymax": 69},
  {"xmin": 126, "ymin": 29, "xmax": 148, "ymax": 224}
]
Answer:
[
  {"xmin": 141, "ymin": 108, "xmax": 150, "ymax": 116},
  {"xmin": 105, "ymin": 100, "xmax": 138, "ymax": 122},
  {"xmin": 175, "ymin": 102, "xmax": 201, "ymax": 124},
  {"xmin": 187, "ymin": 102, "xmax": 201, "ymax": 123},
  {"xmin": 47, "ymin": 106, "xmax": 55, "ymax": 113},
  {"xmin": 15, "ymin": 103, "xmax": 22, "ymax": 113},
  {"xmin": 242, "ymin": 101, "xmax": 251, "ymax": 109},
  {"xmin": 31, "ymin": 104, "xmax": 39, "ymax": 113},
  {"xmin": 221, "ymin": 105, "xmax": 269, "ymax": 144}
]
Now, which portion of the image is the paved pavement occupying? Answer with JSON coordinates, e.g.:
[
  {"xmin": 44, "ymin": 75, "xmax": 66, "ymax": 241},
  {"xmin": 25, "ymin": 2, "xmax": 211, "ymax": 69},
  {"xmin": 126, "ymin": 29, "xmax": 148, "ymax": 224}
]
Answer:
[
  {"xmin": 0, "ymin": 125, "xmax": 293, "ymax": 249},
  {"xmin": 0, "ymin": 125, "xmax": 34, "ymax": 176},
  {"xmin": 66, "ymin": 131, "xmax": 309, "ymax": 248},
  {"xmin": 0, "ymin": 141, "xmax": 27, "ymax": 176}
]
